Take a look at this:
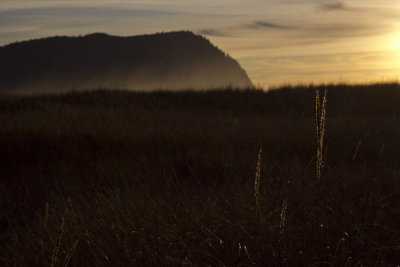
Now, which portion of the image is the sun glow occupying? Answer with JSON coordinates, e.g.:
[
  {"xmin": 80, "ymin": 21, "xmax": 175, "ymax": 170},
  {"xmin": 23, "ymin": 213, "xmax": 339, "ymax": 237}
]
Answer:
[
  {"xmin": 392, "ymin": 31, "xmax": 400, "ymax": 51},
  {"xmin": 390, "ymin": 32, "xmax": 400, "ymax": 71}
]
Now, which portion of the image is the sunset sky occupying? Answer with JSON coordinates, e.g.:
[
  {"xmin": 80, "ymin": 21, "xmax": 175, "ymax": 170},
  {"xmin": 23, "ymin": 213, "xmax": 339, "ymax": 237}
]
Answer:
[{"xmin": 1, "ymin": 0, "xmax": 400, "ymax": 88}]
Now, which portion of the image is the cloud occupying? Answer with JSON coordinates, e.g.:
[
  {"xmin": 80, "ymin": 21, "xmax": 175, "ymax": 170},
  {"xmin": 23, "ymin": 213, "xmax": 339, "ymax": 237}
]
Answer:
[
  {"xmin": 241, "ymin": 19, "xmax": 388, "ymax": 40},
  {"xmin": 197, "ymin": 28, "xmax": 228, "ymax": 37},
  {"xmin": 197, "ymin": 15, "xmax": 391, "ymax": 46},
  {"xmin": 0, "ymin": 26, "xmax": 40, "ymax": 41},
  {"xmin": 296, "ymin": 22, "xmax": 392, "ymax": 39},
  {"xmin": 320, "ymin": 2, "xmax": 348, "ymax": 11},
  {"xmin": 0, "ymin": 6, "xmax": 181, "ymax": 18},
  {"xmin": 0, "ymin": 6, "xmax": 190, "ymax": 45},
  {"xmin": 197, "ymin": 20, "xmax": 295, "ymax": 39},
  {"xmin": 245, "ymin": 21, "xmax": 294, "ymax": 30}
]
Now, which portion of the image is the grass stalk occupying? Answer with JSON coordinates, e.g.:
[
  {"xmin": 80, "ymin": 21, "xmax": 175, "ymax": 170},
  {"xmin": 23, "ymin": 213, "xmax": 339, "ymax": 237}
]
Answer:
[
  {"xmin": 254, "ymin": 145, "xmax": 262, "ymax": 218},
  {"xmin": 50, "ymin": 217, "xmax": 65, "ymax": 267},
  {"xmin": 316, "ymin": 89, "xmax": 327, "ymax": 180}
]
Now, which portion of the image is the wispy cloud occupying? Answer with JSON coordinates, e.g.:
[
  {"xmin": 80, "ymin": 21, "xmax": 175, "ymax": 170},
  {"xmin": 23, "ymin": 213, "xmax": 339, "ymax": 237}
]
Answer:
[
  {"xmin": 0, "ymin": 6, "xmax": 194, "ymax": 45},
  {"xmin": 320, "ymin": 2, "xmax": 348, "ymax": 11},
  {"xmin": 0, "ymin": 6, "xmax": 181, "ymax": 18},
  {"xmin": 294, "ymin": 22, "xmax": 393, "ymax": 39},
  {"xmin": 197, "ymin": 20, "xmax": 295, "ymax": 39},
  {"xmin": 197, "ymin": 28, "xmax": 228, "ymax": 37},
  {"xmin": 239, "ymin": 17, "xmax": 390, "ymax": 40},
  {"xmin": 246, "ymin": 21, "xmax": 294, "ymax": 30}
]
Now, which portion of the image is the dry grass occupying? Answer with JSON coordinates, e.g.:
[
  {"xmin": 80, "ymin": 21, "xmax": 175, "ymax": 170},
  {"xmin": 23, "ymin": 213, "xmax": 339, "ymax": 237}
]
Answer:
[
  {"xmin": 254, "ymin": 145, "xmax": 262, "ymax": 218},
  {"xmin": 0, "ymin": 84, "xmax": 399, "ymax": 265},
  {"xmin": 316, "ymin": 88, "xmax": 327, "ymax": 180}
]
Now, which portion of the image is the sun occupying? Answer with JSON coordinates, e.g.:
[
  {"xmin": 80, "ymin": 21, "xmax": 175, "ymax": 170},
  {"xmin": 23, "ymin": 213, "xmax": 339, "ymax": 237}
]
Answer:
[{"xmin": 384, "ymin": 31, "xmax": 400, "ymax": 70}]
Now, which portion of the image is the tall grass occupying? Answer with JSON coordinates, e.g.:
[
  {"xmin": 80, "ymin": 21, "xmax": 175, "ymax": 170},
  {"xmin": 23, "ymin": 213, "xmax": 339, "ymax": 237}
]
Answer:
[
  {"xmin": 1, "ymin": 84, "xmax": 399, "ymax": 265},
  {"xmin": 316, "ymin": 88, "xmax": 327, "ymax": 180},
  {"xmin": 254, "ymin": 145, "xmax": 262, "ymax": 218}
]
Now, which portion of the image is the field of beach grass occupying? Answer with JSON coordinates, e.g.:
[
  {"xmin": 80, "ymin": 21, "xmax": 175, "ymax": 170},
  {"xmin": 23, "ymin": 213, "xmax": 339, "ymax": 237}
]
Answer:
[{"xmin": 1, "ymin": 83, "xmax": 399, "ymax": 266}]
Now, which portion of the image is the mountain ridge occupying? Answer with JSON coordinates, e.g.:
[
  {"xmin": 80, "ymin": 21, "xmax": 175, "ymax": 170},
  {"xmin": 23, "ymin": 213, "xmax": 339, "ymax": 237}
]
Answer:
[{"xmin": 0, "ymin": 31, "xmax": 254, "ymax": 93}]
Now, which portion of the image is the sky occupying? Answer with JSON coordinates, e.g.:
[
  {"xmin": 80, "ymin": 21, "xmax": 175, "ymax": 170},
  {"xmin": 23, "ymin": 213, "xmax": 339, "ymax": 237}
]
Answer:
[{"xmin": 1, "ymin": 0, "xmax": 400, "ymax": 88}]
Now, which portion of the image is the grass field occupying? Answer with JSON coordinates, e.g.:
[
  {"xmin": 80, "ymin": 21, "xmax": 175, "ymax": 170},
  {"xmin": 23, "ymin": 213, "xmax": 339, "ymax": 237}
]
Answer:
[{"xmin": 1, "ymin": 84, "xmax": 399, "ymax": 266}]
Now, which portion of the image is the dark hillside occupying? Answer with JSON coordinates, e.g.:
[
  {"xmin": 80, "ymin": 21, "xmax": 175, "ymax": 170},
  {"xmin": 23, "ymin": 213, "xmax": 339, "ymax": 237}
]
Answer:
[{"xmin": 0, "ymin": 31, "xmax": 253, "ymax": 93}]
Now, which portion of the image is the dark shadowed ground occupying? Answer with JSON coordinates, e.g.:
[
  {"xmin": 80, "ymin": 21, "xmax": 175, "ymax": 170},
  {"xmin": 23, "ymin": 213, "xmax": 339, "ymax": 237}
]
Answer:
[{"xmin": 0, "ymin": 84, "xmax": 399, "ymax": 266}]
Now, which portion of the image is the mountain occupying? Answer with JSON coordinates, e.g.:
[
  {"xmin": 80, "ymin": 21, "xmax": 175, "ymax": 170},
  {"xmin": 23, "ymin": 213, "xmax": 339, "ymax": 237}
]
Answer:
[{"xmin": 0, "ymin": 31, "xmax": 254, "ymax": 93}]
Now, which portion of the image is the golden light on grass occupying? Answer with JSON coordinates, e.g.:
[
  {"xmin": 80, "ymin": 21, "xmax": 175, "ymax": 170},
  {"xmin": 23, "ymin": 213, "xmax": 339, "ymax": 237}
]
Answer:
[
  {"xmin": 316, "ymin": 88, "xmax": 327, "ymax": 180},
  {"xmin": 50, "ymin": 217, "xmax": 65, "ymax": 267},
  {"xmin": 254, "ymin": 145, "xmax": 262, "ymax": 218},
  {"xmin": 279, "ymin": 200, "xmax": 287, "ymax": 236}
]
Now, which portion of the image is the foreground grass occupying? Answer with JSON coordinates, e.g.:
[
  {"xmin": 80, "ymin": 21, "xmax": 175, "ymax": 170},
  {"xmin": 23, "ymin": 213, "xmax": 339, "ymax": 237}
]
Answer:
[{"xmin": 0, "ymin": 84, "xmax": 399, "ymax": 265}]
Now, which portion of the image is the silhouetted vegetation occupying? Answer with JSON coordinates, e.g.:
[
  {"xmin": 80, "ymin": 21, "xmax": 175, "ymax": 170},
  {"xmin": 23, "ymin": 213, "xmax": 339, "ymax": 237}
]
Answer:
[
  {"xmin": 0, "ymin": 83, "xmax": 399, "ymax": 265},
  {"xmin": 0, "ymin": 31, "xmax": 253, "ymax": 93}
]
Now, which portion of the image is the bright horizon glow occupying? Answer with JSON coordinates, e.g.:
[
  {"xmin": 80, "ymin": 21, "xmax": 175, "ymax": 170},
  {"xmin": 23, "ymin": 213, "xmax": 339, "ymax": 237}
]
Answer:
[{"xmin": 1, "ymin": 0, "xmax": 400, "ymax": 88}]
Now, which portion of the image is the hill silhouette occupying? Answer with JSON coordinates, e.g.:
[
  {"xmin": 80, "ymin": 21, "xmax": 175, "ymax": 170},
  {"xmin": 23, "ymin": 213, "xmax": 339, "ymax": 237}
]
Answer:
[{"xmin": 0, "ymin": 31, "xmax": 253, "ymax": 93}]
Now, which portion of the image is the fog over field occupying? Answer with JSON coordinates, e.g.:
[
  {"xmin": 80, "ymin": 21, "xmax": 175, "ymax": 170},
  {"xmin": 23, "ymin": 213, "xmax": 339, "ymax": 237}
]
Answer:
[{"xmin": 0, "ymin": 31, "xmax": 253, "ymax": 94}]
